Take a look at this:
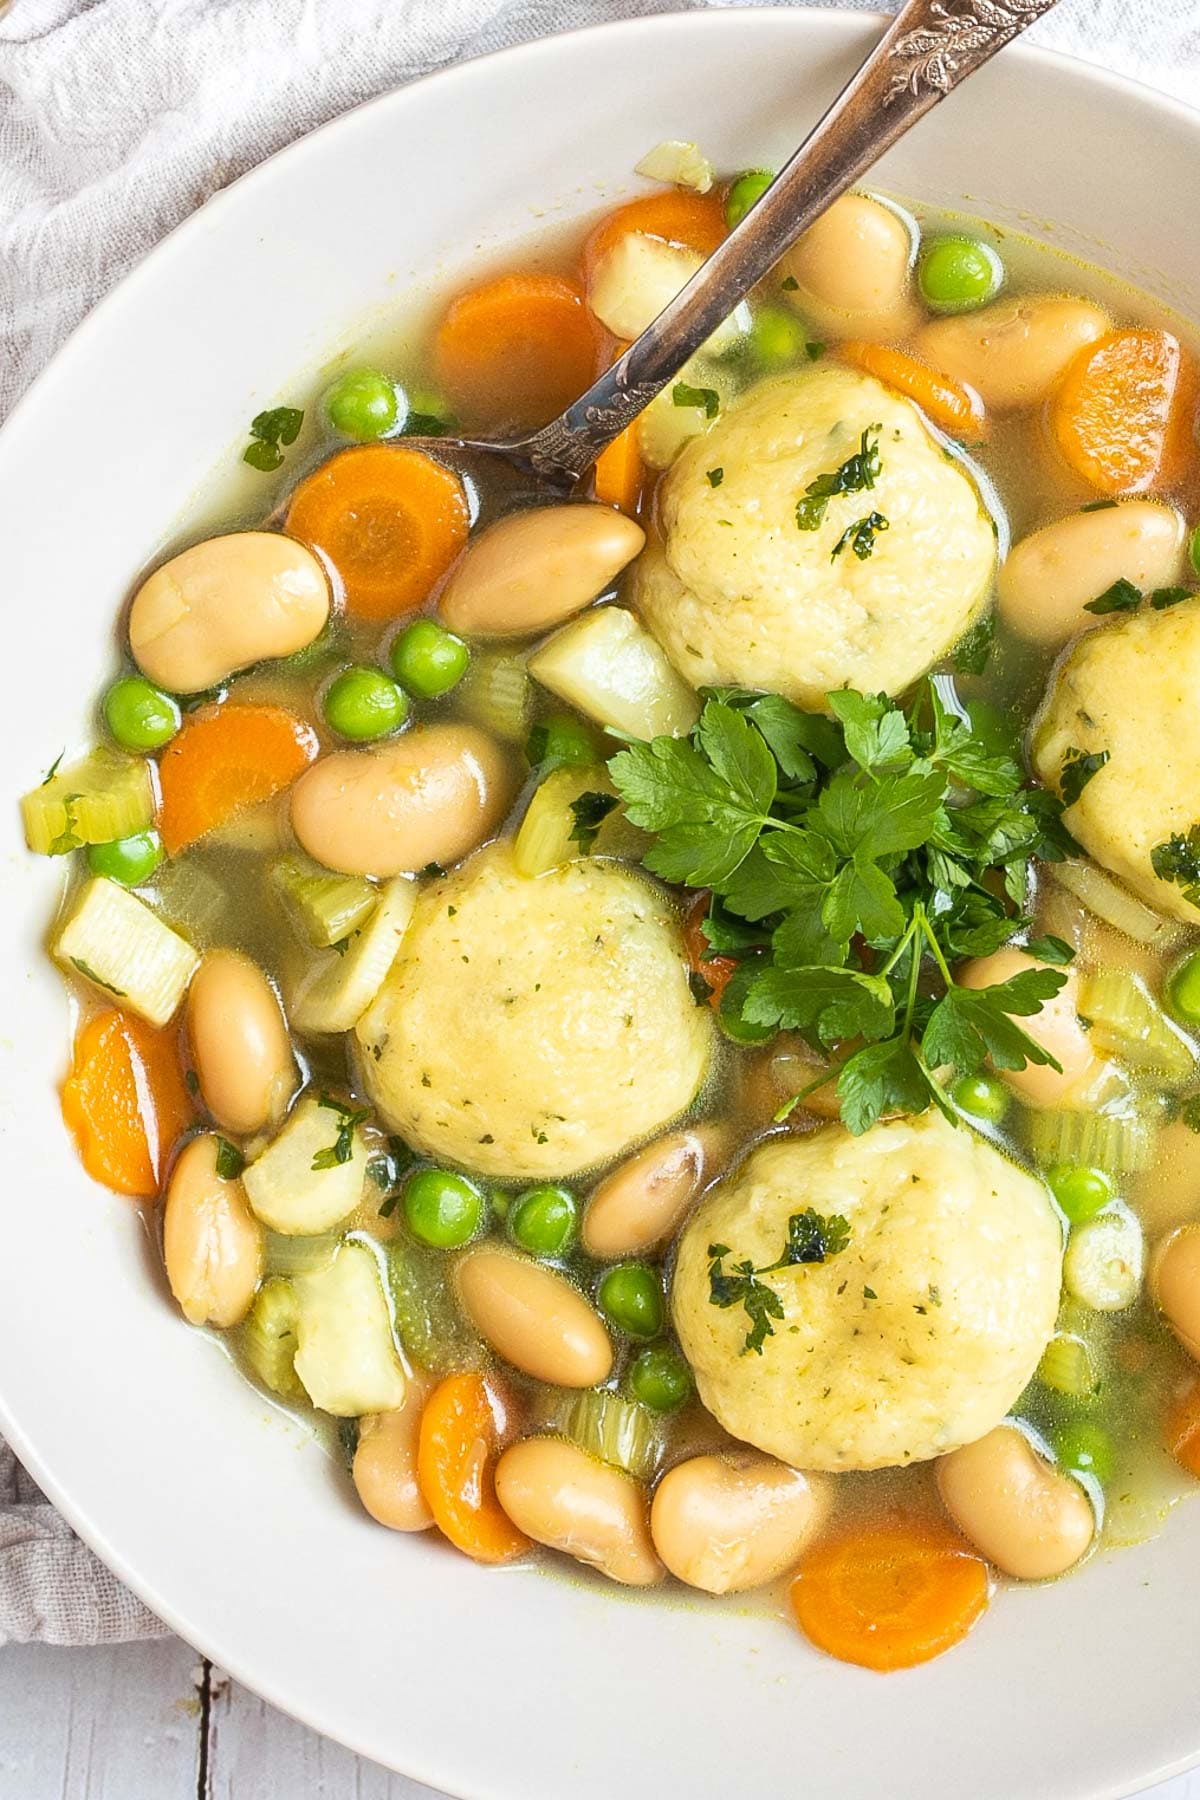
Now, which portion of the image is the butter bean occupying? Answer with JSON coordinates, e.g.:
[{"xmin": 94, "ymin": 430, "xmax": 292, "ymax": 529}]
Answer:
[
  {"xmin": 958, "ymin": 947, "xmax": 1099, "ymax": 1106},
  {"xmin": 937, "ymin": 1425, "xmax": 1094, "ymax": 1580},
  {"xmin": 780, "ymin": 194, "xmax": 918, "ymax": 340},
  {"xmin": 582, "ymin": 1128, "xmax": 714, "ymax": 1260},
  {"xmin": 187, "ymin": 950, "xmax": 296, "ymax": 1137},
  {"xmin": 353, "ymin": 1379, "xmax": 434, "ymax": 1532},
  {"xmin": 163, "ymin": 1134, "xmax": 264, "ymax": 1327},
  {"xmin": 495, "ymin": 1436, "xmax": 662, "ymax": 1585},
  {"xmin": 129, "ymin": 532, "xmax": 330, "ymax": 693},
  {"xmin": 999, "ymin": 501, "xmax": 1184, "ymax": 645},
  {"xmin": 290, "ymin": 724, "xmax": 514, "ymax": 876},
  {"xmin": 917, "ymin": 297, "xmax": 1110, "ymax": 411},
  {"xmin": 650, "ymin": 1452, "xmax": 830, "ymax": 1593},
  {"xmin": 438, "ymin": 505, "xmax": 645, "ymax": 640},
  {"xmin": 1152, "ymin": 1225, "xmax": 1200, "ymax": 1359},
  {"xmin": 455, "ymin": 1247, "xmax": 612, "ymax": 1387}
]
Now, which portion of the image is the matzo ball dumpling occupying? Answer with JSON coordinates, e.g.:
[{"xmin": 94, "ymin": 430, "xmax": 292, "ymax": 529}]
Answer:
[
  {"xmin": 635, "ymin": 365, "xmax": 996, "ymax": 713},
  {"xmin": 672, "ymin": 1112, "xmax": 1061, "ymax": 1471},
  {"xmin": 1031, "ymin": 603, "xmax": 1200, "ymax": 924},
  {"xmin": 357, "ymin": 843, "xmax": 714, "ymax": 1181}
]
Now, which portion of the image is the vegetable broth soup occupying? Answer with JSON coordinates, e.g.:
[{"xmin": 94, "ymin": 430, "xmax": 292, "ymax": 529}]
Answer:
[{"xmin": 29, "ymin": 156, "xmax": 1200, "ymax": 1670}]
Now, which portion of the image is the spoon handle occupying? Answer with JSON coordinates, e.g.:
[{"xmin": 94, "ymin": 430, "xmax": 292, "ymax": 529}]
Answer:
[{"xmin": 524, "ymin": 0, "xmax": 1060, "ymax": 482}]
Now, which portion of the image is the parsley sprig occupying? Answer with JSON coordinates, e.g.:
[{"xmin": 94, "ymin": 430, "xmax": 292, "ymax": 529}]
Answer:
[
  {"xmin": 608, "ymin": 679, "xmax": 1072, "ymax": 1133},
  {"xmin": 795, "ymin": 425, "xmax": 882, "ymax": 532},
  {"xmin": 708, "ymin": 1208, "xmax": 852, "ymax": 1354},
  {"xmin": 311, "ymin": 1093, "xmax": 370, "ymax": 1171}
]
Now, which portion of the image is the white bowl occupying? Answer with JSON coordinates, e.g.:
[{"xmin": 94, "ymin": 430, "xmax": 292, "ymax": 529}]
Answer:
[{"xmin": 2, "ymin": 10, "xmax": 1199, "ymax": 1797}]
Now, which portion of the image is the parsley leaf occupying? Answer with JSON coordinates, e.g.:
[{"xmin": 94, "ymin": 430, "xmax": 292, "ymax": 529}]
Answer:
[
  {"xmin": 830, "ymin": 511, "xmax": 888, "ymax": 561},
  {"xmin": 42, "ymin": 751, "xmax": 64, "ymax": 785},
  {"xmin": 672, "ymin": 382, "xmax": 720, "ymax": 419},
  {"xmin": 1024, "ymin": 934, "xmax": 1075, "ymax": 965},
  {"xmin": 1150, "ymin": 586, "xmax": 1193, "ymax": 610},
  {"xmin": 707, "ymin": 1209, "xmax": 851, "ymax": 1353},
  {"xmin": 311, "ymin": 1093, "xmax": 370, "ymax": 1171},
  {"xmin": 795, "ymin": 426, "xmax": 882, "ymax": 532},
  {"xmin": 1060, "ymin": 747, "xmax": 1109, "ymax": 806},
  {"xmin": 568, "ymin": 791, "xmax": 619, "ymax": 851},
  {"xmin": 706, "ymin": 467, "xmax": 724, "ymax": 488},
  {"xmin": 827, "ymin": 690, "xmax": 912, "ymax": 774},
  {"xmin": 243, "ymin": 405, "xmax": 304, "ymax": 472},
  {"xmin": 1152, "ymin": 826, "xmax": 1200, "ymax": 909},
  {"xmin": 214, "ymin": 1137, "xmax": 245, "ymax": 1180},
  {"xmin": 1084, "ymin": 577, "xmax": 1141, "ymax": 616}
]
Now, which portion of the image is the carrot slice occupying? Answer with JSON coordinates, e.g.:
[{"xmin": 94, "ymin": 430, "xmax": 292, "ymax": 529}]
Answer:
[
  {"xmin": 62, "ymin": 1008, "xmax": 194, "ymax": 1199},
  {"xmin": 789, "ymin": 1518, "xmax": 989, "ymax": 1671},
  {"xmin": 433, "ymin": 273, "xmax": 600, "ymax": 434},
  {"xmin": 840, "ymin": 341, "xmax": 988, "ymax": 443},
  {"xmin": 158, "ymin": 703, "xmax": 318, "ymax": 854},
  {"xmin": 584, "ymin": 191, "xmax": 726, "ymax": 279},
  {"xmin": 1050, "ymin": 328, "xmax": 1198, "ymax": 495},
  {"xmin": 1165, "ymin": 1381, "xmax": 1200, "ymax": 1477},
  {"xmin": 286, "ymin": 445, "xmax": 469, "ymax": 621},
  {"xmin": 417, "ymin": 1372, "xmax": 530, "ymax": 1564},
  {"xmin": 683, "ymin": 892, "xmax": 738, "ymax": 1011},
  {"xmin": 593, "ymin": 425, "xmax": 645, "ymax": 517}
]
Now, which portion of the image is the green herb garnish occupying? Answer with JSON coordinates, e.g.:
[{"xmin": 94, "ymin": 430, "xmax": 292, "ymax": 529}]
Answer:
[
  {"xmin": 243, "ymin": 405, "xmax": 304, "ymax": 473},
  {"xmin": 831, "ymin": 511, "xmax": 889, "ymax": 562},
  {"xmin": 1084, "ymin": 577, "xmax": 1141, "ymax": 616},
  {"xmin": 311, "ymin": 1093, "xmax": 370, "ymax": 1171},
  {"xmin": 795, "ymin": 425, "xmax": 881, "ymax": 532},
  {"xmin": 1080, "ymin": 499, "xmax": 1119, "ymax": 513},
  {"xmin": 1150, "ymin": 587, "xmax": 1193, "ymax": 610},
  {"xmin": 569, "ymin": 791, "xmax": 620, "ymax": 852},
  {"xmin": 1060, "ymin": 747, "xmax": 1109, "ymax": 806},
  {"xmin": 1152, "ymin": 825, "xmax": 1200, "ymax": 909},
  {"xmin": 673, "ymin": 382, "xmax": 720, "ymax": 419},
  {"xmin": 708, "ymin": 1208, "xmax": 852, "ymax": 1354},
  {"xmin": 707, "ymin": 467, "xmax": 724, "ymax": 488},
  {"xmin": 48, "ymin": 796, "xmax": 83, "ymax": 856},
  {"xmin": 70, "ymin": 957, "xmax": 125, "ymax": 996},
  {"xmin": 1024, "ymin": 934, "xmax": 1075, "ymax": 966},
  {"xmin": 214, "ymin": 1137, "xmax": 245, "ymax": 1180},
  {"xmin": 42, "ymin": 751, "xmax": 64, "ymax": 786}
]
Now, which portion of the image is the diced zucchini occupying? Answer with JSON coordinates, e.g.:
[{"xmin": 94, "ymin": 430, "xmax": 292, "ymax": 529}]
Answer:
[
  {"xmin": 1078, "ymin": 968, "xmax": 1195, "ymax": 1080},
  {"xmin": 272, "ymin": 856, "xmax": 379, "ymax": 949},
  {"xmin": 529, "ymin": 607, "xmax": 699, "ymax": 741},
  {"xmin": 1037, "ymin": 1332, "xmax": 1099, "ymax": 1399},
  {"xmin": 1050, "ymin": 860, "xmax": 1186, "ymax": 951},
  {"xmin": 1026, "ymin": 1103, "xmax": 1157, "ymax": 1175},
  {"xmin": 55, "ymin": 877, "xmax": 199, "ymax": 1025},
  {"xmin": 22, "ymin": 748, "xmax": 155, "ymax": 855},
  {"xmin": 457, "ymin": 649, "xmax": 533, "ymax": 741},
  {"xmin": 293, "ymin": 1241, "xmax": 407, "ymax": 1416},
  {"xmin": 262, "ymin": 1230, "xmax": 340, "ymax": 1278},
  {"xmin": 241, "ymin": 1277, "xmax": 305, "ymax": 1401},
  {"xmin": 289, "ymin": 876, "xmax": 416, "ymax": 1035},
  {"xmin": 386, "ymin": 1238, "xmax": 482, "ymax": 1374},
  {"xmin": 513, "ymin": 764, "xmax": 615, "ymax": 877},
  {"xmin": 1063, "ymin": 1204, "xmax": 1144, "ymax": 1312},
  {"xmin": 242, "ymin": 1093, "xmax": 368, "ymax": 1235},
  {"xmin": 556, "ymin": 1388, "xmax": 661, "ymax": 1481},
  {"xmin": 633, "ymin": 140, "xmax": 714, "ymax": 193}
]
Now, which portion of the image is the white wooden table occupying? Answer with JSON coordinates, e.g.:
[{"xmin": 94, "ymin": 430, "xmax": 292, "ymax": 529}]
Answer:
[{"xmin": 0, "ymin": 1634, "xmax": 1195, "ymax": 1799}]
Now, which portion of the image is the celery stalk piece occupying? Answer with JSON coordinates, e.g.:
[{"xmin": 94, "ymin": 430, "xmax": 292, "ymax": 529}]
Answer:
[
  {"xmin": 556, "ymin": 1387, "xmax": 662, "ymax": 1481},
  {"xmin": 456, "ymin": 649, "xmax": 533, "ymax": 741},
  {"xmin": 55, "ymin": 877, "xmax": 199, "ymax": 1025},
  {"xmin": 293, "ymin": 1242, "xmax": 407, "ymax": 1416},
  {"xmin": 289, "ymin": 876, "xmax": 416, "ymax": 1035},
  {"xmin": 513, "ymin": 764, "xmax": 615, "ymax": 878},
  {"xmin": 1063, "ymin": 1204, "xmax": 1144, "ymax": 1312},
  {"xmin": 242, "ymin": 1093, "xmax": 368, "ymax": 1235},
  {"xmin": 241, "ymin": 1277, "xmax": 306, "ymax": 1401},
  {"xmin": 1026, "ymin": 1104, "xmax": 1157, "ymax": 1175},
  {"xmin": 1078, "ymin": 968, "xmax": 1195, "ymax": 1080},
  {"xmin": 385, "ymin": 1238, "xmax": 482, "ymax": 1375},
  {"xmin": 529, "ymin": 606, "xmax": 700, "ymax": 741},
  {"xmin": 272, "ymin": 856, "xmax": 379, "ymax": 949},
  {"xmin": 23, "ymin": 747, "xmax": 155, "ymax": 855},
  {"xmin": 1037, "ymin": 1332, "xmax": 1099, "ymax": 1399}
]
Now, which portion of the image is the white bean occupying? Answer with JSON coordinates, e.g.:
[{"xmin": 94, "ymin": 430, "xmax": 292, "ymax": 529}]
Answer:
[
  {"xmin": 163, "ymin": 1134, "xmax": 264, "ymax": 1327},
  {"xmin": 187, "ymin": 949, "xmax": 296, "ymax": 1137},
  {"xmin": 650, "ymin": 1452, "xmax": 830, "ymax": 1593},
  {"xmin": 916, "ymin": 297, "xmax": 1110, "ymax": 411},
  {"xmin": 494, "ymin": 1436, "xmax": 662, "ymax": 1585},
  {"xmin": 958, "ymin": 947, "xmax": 1099, "ymax": 1106},
  {"xmin": 937, "ymin": 1425, "xmax": 1094, "ymax": 1580},
  {"xmin": 582, "ymin": 1128, "xmax": 714, "ymax": 1259},
  {"xmin": 999, "ymin": 502, "xmax": 1184, "ymax": 645},
  {"xmin": 455, "ymin": 1248, "xmax": 612, "ymax": 1387},
  {"xmin": 438, "ymin": 505, "xmax": 645, "ymax": 639}
]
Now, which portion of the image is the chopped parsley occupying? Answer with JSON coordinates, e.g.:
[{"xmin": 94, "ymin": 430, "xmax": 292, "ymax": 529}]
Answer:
[
  {"xmin": 1152, "ymin": 825, "xmax": 1200, "ymax": 909},
  {"xmin": 243, "ymin": 405, "xmax": 304, "ymax": 473},
  {"xmin": 1084, "ymin": 577, "xmax": 1141, "ymax": 616},
  {"xmin": 707, "ymin": 467, "xmax": 724, "ymax": 488},
  {"xmin": 795, "ymin": 425, "xmax": 881, "ymax": 532},
  {"xmin": 70, "ymin": 957, "xmax": 125, "ymax": 996},
  {"xmin": 568, "ymin": 790, "xmax": 619, "ymax": 852},
  {"xmin": 672, "ymin": 381, "xmax": 720, "ymax": 419},
  {"xmin": 708, "ymin": 1209, "xmax": 852, "ymax": 1354},
  {"xmin": 214, "ymin": 1137, "xmax": 245, "ymax": 1180},
  {"xmin": 1024, "ymin": 934, "xmax": 1075, "ymax": 966},
  {"xmin": 311, "ymin": 1093, "xmax": 370, "ymax": 1171},
  {"xmin": 831, "ymin": 510, "xmax": 888, "ymax": 562},
  {"xmin": 42, "ymin": 751, "xmax": 64, "ymax": 786},
  {"xmin": 369, "ymin": 1135, "xmax": 416, "ymax": 1215},
  {"xmin": 1059, "ymin": 747, "xmax": 1109, "ymax": 806},
  {"xmin": 780, "ymin": 274, "xmax": 800, "ymax": 291},
  {"xmin": 1080, "ymin": 498, "xmax": 1119, "ymax": 513},
  {"xmin": 1150, "ymin": 586, "xmax": 1193, "ymax": 610}
]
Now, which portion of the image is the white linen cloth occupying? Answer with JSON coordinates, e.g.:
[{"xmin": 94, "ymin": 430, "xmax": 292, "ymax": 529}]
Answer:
[{"xmin": 0, "ymin": 0, "xmax": 1197, "ymax": 1649}]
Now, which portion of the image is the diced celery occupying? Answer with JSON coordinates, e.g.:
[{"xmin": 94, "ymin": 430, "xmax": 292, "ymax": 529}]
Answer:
[
  {"xmin": 1050, "ymin": 860, "xmax": 1186, "ymax": 951},
  {"xmin": 23, "ymin": 748, "xmax": 154, "ymax": 855},
  {"xmin": 147, "ymin": 853, "xmax": 238, "ymax": 942},
  {"xmin": 241, "ymin": 1277, "xmax": 305, "ymax": 1401},
  {"xmin": 633, "ymin": 139, "xmax": 715, "ymax": 194},
  {"xmin": 638, "ymin": 357, "xmax": 735, "ymax": 469},
  {"xmin": 262, "ymin": 1231, "xmax": 340, "ymax": 1278},
  {"xmin": 1026, "ymin": 1104, "xmax": 1157, "ymax": 1174},
  {"xmin": 457, "ymin": 649, "xmax": 533, "ymax": 741},
  {"xmin": 1037, "ymin": 1332, "xmax": 1099, "ymax": 1399},
  {"xmin": 290, "ymin": 876, "xmax": 416, "ymax": 1035},
  {"xmin": 385, "ymin": 1238, "xmax": 481, "ymax": 1374},
  {"xmin": 293, "ymin": 1242, "xmax": 407, "ymax": 1416},
  {"xmin": 513, "ymin": 764, "xmax": 615, "ymax": 877},
  {"xmin": 529, "ymin": 606, "xmax": 700, "ymax": 741},
  {"xmin": 242, "ymin": 1093, "xmax": 368, "ymax": 1234},
  {"xmin": 1078, "ymin": 968, "xmax": 1195, "ymax": 1080},
  {"xmin": 556, "ymin": 1388, "xmax": 661, "ymax": 1481},
  {"xmin": 272, "ymin": 856, "xmax": 379, "ymax": 949},
  {"xmin": 1063, "ymin": 1204, "xmax": 1144, "ymax": 1312},
  {"xmin": 55, "ymin": 877, "xmax": 199, "ymax": 1026}
]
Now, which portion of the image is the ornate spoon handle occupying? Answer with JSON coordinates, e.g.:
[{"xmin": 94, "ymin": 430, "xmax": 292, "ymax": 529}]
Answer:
[{"xmin": 523, "ymin": 0, "xmax": 1060, "ymax": 482}]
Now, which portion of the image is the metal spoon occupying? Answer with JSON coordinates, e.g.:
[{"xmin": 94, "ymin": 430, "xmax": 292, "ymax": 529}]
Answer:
[{"xmin": 407, "ymin": 0, "xmax": 1060, "ymax": 491}]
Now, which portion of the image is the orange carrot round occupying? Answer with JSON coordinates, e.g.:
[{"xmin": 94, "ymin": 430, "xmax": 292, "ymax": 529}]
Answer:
[
  {"xmin": 840, "ymin": 341, "xmax": 988, "ymax": 443},
  {"xmin": 683, "ymin": 892, "xmax": 738, "ymax": 1011},
  {"xmin": 1050, "ymin": 327, "xmax": 1198, "ymax": 495},
  {"xmin": 789, "ymin": 1518, "xmax": 990, "ymax": 1671},
  {"xmin": 584, "ymin": 191, "xmax": 726, "ymax": 279},
  {"xmin": 158, "ymin": 703, "xmax": 318, "ymax": 854},
  {"xmin": 593, "ymin": 424, "xmax": 645, "ymax": 517},
  {"xmin": 417, "ymin": 1371, "xmax": 530, "ymax": 1564},
  {"xmin": 1165, "ymin": 1381, "xmax": 1200, "ymax": 1478},
  {"xmin": 434, "ymin": 273, "xmax": 600, "ymax": 434},
  {"xmin": 286, "ymin": 445, "xmax": 469, "ymax": 621},
  {"xmin": 62, "ymin": 1008, "xmax": 195, "ymax": 1199}
]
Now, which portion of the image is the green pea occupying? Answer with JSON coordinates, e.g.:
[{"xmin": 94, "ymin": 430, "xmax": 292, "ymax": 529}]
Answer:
[
  {"xmin": 1047, "ymin": 1163, "xmax": 1114, "ymax": 1224},
  {"xmin": 1189, "ymin": 523, "xmax": 1200, "ymax": 579},
  {"xmin": 525, "ymin": 712, "xmax": 599, "ymax": 774},
  {"xmin": 629, "ymin": 1343, "xmax": 692, "ymax": 1413},
  {"xmin": 324, "ymin": 368, "xmax": 398, "ymax": 441},
  {"xmin": 103, "ymin": 676, "xmax": 180, "ymax": 751},
  {"xmin": 1055, "ymin": 1419, "xmax": 1115, "ymax": 1487},
  {"xmin": 952, "ymin": 1072, "xmax": 1010, "ymax": 1126},
  {"xmin": 747, "ymin": 305, "xmax": 813, "ymax": 372},
  {"xmin": 508, "ymin": 1183, "xmax": 578, "ymax": 1257},
  {"xmin": 597, "ymin": 1262, "xmax": 664, "ymax": 1339},
  {"xmin": 322, "ymin": 666, "xmax": 408, "ymax": 741},
  {"xmin": 87, "ymin": 830, "xmax": 164, "ymax": 887},
  {"xmin": 918, "ymin": 236, "xmax": 1003, "ymax": 315},
  {"xmin": 1168, "ymin": 951, "xmax": 1200, "ymax": 1025},
  {"xmin": 389, "ymin": 620, "xmax": 469, "ymax": 699},
  {"xmin": 724, "ymin": 168, "xmax": 774, "ymax": 229},
  {"xmin": 403, "ymin": 1169, "xmax": 484, "ymax": 1248}
]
